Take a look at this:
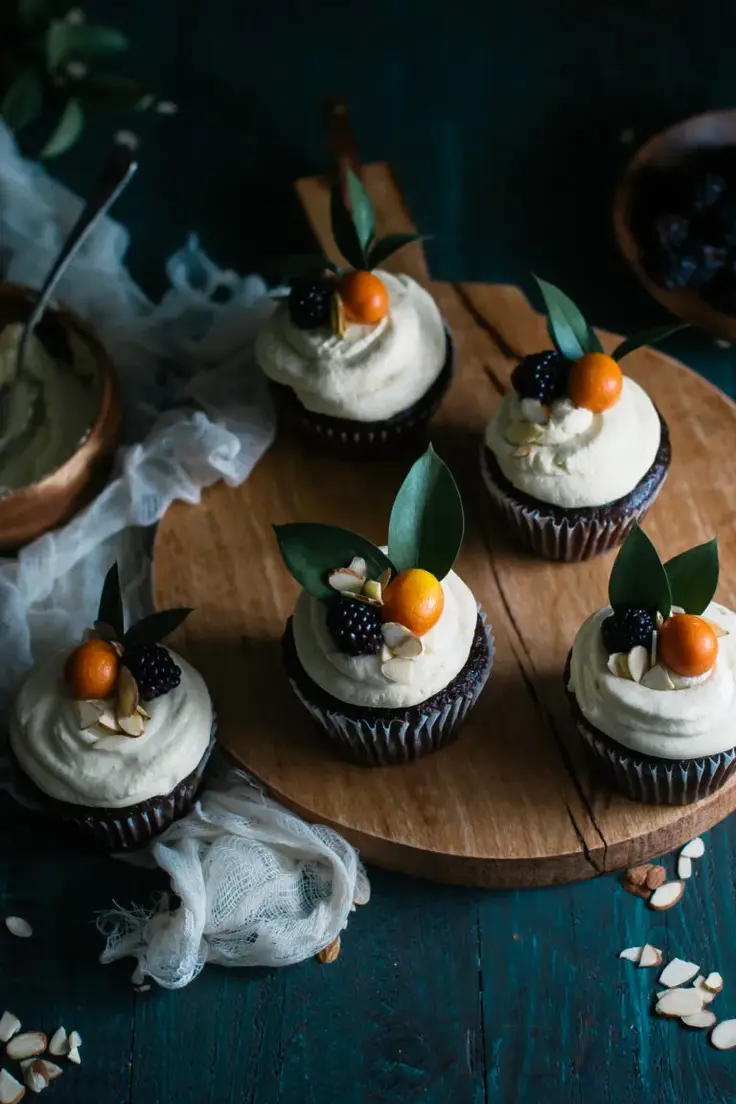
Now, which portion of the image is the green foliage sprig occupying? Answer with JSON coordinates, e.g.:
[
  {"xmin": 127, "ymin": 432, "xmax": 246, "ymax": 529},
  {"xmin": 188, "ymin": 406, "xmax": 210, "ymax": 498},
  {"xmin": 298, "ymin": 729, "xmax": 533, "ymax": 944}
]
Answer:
[{"xmin": 608, "ymin": 524, "xmax": 719, "ymax": 619}]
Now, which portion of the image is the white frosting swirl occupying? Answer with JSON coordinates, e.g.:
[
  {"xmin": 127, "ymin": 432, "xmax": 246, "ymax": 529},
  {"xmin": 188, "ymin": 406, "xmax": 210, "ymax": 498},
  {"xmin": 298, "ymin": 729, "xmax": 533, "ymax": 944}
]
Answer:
[
  {"xmin": 255, "ymin": 271, "xmax": 446, "ymax": 422},
  {"xmin": 569, "ymin": 603, "xmax": 736, "ymax": 759},
  {"xmin": 292, "ymin": 568, "xmax": 478, "ymax": 709},
  {"xmin": 10, "ymin": 650, "xmax": 213, "ymax": 807},
  {"xmin": 484, "ymin": 378, "xmax": 662, "ymax": 508}
]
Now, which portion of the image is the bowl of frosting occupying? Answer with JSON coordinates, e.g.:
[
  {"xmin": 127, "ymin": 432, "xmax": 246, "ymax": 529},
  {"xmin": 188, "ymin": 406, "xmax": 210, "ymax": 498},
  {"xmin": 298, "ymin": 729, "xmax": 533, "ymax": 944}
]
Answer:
[{"xmin": 0, "ymin": 283, "xmax": 121, "ymax": 552}]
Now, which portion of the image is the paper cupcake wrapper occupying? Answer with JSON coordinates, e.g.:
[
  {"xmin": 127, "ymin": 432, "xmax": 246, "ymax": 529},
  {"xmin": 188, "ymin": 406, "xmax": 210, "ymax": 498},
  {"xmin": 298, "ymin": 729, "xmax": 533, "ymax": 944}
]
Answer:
[
  {"xmin": 576, "ymin": 718, "xmax": 736, "ymax": 806},
  {"xmin": 288, "ymin": 612, "xmax": 494, "ymax": 767},
  {"xmin": 480, "ymin": 444, "xmax": 667, "ymax": 562},
  {"xmin": 271, "ymin": 324, "xmax": 454, "ymax": 459}
]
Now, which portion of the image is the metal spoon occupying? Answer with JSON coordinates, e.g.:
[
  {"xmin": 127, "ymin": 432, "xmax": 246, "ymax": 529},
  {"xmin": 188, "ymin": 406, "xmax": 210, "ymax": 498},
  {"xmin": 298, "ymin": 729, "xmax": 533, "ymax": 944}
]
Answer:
[{"xmin": 0, "ymin": 145, "xmax": 138, "ymax": 456}]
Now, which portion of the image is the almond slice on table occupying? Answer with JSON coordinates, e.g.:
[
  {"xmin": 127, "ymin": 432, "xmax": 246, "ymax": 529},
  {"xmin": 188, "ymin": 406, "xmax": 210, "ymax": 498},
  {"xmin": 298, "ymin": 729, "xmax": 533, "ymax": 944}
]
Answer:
[
  {"xmin": 659, "ymin": 958, "xmax": 700, "ymax": 988},
  {"xmin": 694, "ymin": 976, "xmax": 718, "ymax": 1005},
  {"xmin": 625, "ymin": 865, "xmax": 651, "ymax": 887},
  {"xmin": 639, "ymin": 944, "xmax": 663, "ymax": 968},
  {"xmin": 656, "ymin": 987, "xmax": 706, "ymax": 1018},
  {"xmin": 6, "ymin": 1033, "xmax": 46, "ymax": 1061},
  {"xmin": 619, "ymin": 946, "xmax": 643, "ymax": 963},
  {"xmin": 67, "ymin": 1032, "xmax": 81, "ymax": 1051},
  {"xmin": 67, "ymin": 1047, "xmax": 80, "ymax": 1066},
  {"xmin": 19, "ymin": 1060, "xmax": 47, "ymax": 1094},
  {"xmin": 645, "ymin": 866, "xmax": 666, "ymax": 890},
  {"xmin": 0, "ymin": 1015, "xmax": 20, "ymax": 1045},
  {"xmin": 47, "ymin": 1029, "xmax": 67, "ymax": 1058},
  {"xmin": 705, "ymin": 972, "xmax": 724, "ymax": 993},
  {"xmin": 711, "ymin": 1019, "xmax": 736, "ymax": 1050},
  {"xmin": 649, "ymin": 881, "xmax": 685, "ymax": 910},
  {"xmin": 4, "ymin": 917, "xmax": 32, "ymax": 939},
  {"xmin": 681, "ymin": 837, "xmax": 705, "ymax": 860},
  {"xmin": 677, "ymin": 855, "xmax": 693, "ymax": 880},
  {"xmin": 681, "ymin": 1010, "xmax": 717, "ymax": 1029},
  {"xmin": 0, "ymin": 1068, "xmax": 25, "ymax": 1104},
  {"xmin": 35, "ymin": 1062, "xmax": 60, "ymax": 1083}
]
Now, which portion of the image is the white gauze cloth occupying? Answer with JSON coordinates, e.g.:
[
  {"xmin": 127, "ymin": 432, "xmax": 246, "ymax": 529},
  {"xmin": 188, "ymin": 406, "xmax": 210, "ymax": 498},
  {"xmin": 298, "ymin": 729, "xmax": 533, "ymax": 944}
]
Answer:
[{"xmin": 0, "ymin": 123, "xmax": 369, "ymax": 981}]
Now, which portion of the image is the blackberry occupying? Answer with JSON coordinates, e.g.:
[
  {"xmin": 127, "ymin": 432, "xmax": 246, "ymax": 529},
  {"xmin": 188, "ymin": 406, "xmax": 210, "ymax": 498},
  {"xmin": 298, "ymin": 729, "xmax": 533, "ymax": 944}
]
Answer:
[
  {"xmin": 511, "ymin": 351, "xmax": 570, "ymax": 405},
  {"xmin": 326, "ymin": 599, "xmax": 383, "ymax": 657},
  {"xmin": 124, "ymin": 643, "xmax": 182, "ymax": 701},
  {"xmin": 287, "ymin": 278, "xmax": 332, "ymax": 330},
  {"xmin": 601, "ymin": 607, "xmax": 655, "ymax": 655}
]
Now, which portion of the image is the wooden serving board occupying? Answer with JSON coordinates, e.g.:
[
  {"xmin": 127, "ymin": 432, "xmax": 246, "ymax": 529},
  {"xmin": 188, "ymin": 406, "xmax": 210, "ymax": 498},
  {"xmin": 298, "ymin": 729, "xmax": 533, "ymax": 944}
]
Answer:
[{"xmin": 152, "ymin": 163, "xmax": 736, "ymax": 887}]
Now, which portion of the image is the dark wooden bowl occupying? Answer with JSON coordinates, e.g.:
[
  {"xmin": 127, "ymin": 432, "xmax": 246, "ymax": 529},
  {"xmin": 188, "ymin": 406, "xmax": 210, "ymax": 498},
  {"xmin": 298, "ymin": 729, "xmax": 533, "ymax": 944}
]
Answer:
[
  {"xmin": 614, "ymin": 108, "xmax": 736, "ymax": 340},
  {"xmin": 0, "ymin": 283, "xmax": 122, "ymax": 553}
]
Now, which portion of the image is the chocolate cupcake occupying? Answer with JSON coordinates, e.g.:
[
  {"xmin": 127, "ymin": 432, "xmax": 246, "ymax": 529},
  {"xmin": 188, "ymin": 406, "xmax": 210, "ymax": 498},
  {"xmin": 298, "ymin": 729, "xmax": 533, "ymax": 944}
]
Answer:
[
  {"xmin": 482, "ymin": 277, "xmax": 680, "ymax": 561},
  {"xmin": 274, "ymin": 446, "xmax": 493, "ymax": 766},
  {"xmin": 9, "ymin": 565, "xmax": 214, "ymax": 849},
  {"xmin": 566, "ymin": 524, "xmax": 736, "ymax": 805},
  {"xmin": 257, "ymin": 170, "xmax": 451, "ymax": 458}
]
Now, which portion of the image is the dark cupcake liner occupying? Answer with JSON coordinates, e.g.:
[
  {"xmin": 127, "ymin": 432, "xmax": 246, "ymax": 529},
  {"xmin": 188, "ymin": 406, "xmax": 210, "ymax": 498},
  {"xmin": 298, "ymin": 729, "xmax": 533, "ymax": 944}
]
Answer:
[
  {"xmin": 284, "ymin": 610, "xmax": 494, "ymax": 767},
  {"xmin": 563, "ymin": 654, "xmax": 736, "ymax": 805},
  {"xmin": 479, "ymin": 412, "xmax": 671, "ymax": 562},
  {"xmin": 269, "ymin": 324, "xmax": 454, "ymax": 459},
  {"xmin": 10, "ymin": 723, "xmax": 217, "ymax": 851}
]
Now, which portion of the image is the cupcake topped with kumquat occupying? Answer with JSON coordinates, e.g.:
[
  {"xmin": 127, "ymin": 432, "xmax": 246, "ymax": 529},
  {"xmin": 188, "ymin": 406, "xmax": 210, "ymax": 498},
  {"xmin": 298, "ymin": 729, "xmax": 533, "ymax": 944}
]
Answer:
[
  {"xmin": 10, "ymin": 564, "xmax": 214, "ymax": 849},
  {"xmin": 566, "ymin": 524, "xmax": 736, "ymax": 804},
  {"xmin": 482, "ymin": 277, "xmax": 683, "ymax": 561},
  {"xmin": 256, "ymin": 170, "xmax": 451, "ymax": 456},
  {"xmin": 275, "ymin": 445, "xmax": 493, "ymax": 765}
]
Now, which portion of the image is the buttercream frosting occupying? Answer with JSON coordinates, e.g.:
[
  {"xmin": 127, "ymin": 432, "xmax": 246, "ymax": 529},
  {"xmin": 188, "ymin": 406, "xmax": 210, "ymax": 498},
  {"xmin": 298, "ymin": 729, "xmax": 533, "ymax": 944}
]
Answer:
[
  {"xmin": 569, "ymin": 603, "xmax": 736, "ymax": 759},
  {"xmin": 256, "ymin": 271, "xmax": 446, "ymax": 422},
  {"xmin": 10, "ymin": 650, "xmax": 213, "ymax": 807},
  {"xmin": 484, "ymin": 378, "xmax": 662, "ymax": 508},
  {"xmin": 292, "ymin": 567, "xmax": 478, "ymax": 709}
]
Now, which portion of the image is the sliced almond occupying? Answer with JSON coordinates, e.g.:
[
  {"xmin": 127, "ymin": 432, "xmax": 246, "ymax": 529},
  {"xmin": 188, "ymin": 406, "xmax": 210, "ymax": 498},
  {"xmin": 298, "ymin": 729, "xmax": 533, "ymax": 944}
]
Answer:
[
  {"xmin": 66, "ymin": 1047, "xmax": 80, "ymax": 1066},
  {"xmin": 347, "ymin": 557, "xmax": 367, "ymax": 580},
  {"xmin": 649, "ymin": 881, "xmax": 685, "ymax": 910},
  {"xmin": 47, "ymin": 1030, "xmax": 67, "ymax": 1058},
  {"xmin": 607, "ymin": 652, "xmax": 625, "ymax": 677},
  {"xmin": 650, "ymin": 629, "xmax": 658, "ymax": 669},
  {"xmin": 618, "ymin": 946, "xmax": 643, "ymax": 963},
  {"xmin": 117, "ymin": 666, "xmax": 139, "ymax": 719},
  {"xmin": 351, "ymin": 592, "xmax": 381, "ymax": 607},
  {"xmin": 627, "ymin": 645, "xmax": 649, "ymax": 683},
  {"xmin": 361, "ymin": 580, "xmax": 382, "ymax": 603},
  {"xmin": 381, "ymin": 622, "xmax": 414, "ymax": 649},
  {"xmin": 327, "ymin": 568, "xmax": 364, "ymax": 595},
  {"xmin": 694, "ymin": 975, "xmax": 718, "ymax": 1005},
  {"xmin": 316, "ymin": 936, "xmax": 340, "ymax": 964},
  {"xmin": 681, "ymin": 837, "xmax": 705, "ymax": 860},
  {"xmin": 97, "ymin": 708, "xmax": 120, "ymax": 733},
  {"xmin": 681, "ymin": 1010, "xmax": 717, "ymax": 1029},
  {"xmin": 519, "ymin": 397, "xmax": 548, "ymax": 424},
  {"xmin": 136, "ymin": 704, "xmax": 150, "ymax": 720},
  {"xmin": 705, "ymin": 971, "xmax": 724, "ymax": 993},
  {"xmin": 504, "ymin": 421, "xmax": 545, "ymax": 446},
  {"xmin": 74, "ymin": 700, "xmax": 104, "ymax": 730},
  {"xmin": 625, "ymin": 865, "xmax": 651, "ymax": 887},
  {"xmin": 20, "ymin": 1060, "xmax": 47, "ymax": 1095},
  {"xmin": 4, "ymin": 917, "xmax": 32, "ymax": 939},
  {"xmin": 711, "ymin": 1019, "xmax": 736, "ymax": 1050},
  {"xmin": 67, "ymin": 1032, "xmax": 81, "ymax": 1051},
  {"xmin": 117, "ymin": 711, "xmax": 145, "ymax": 738},
  {"xmin": 391, "ymin": 635, "xmax": 422, "ymax": 659},
  {"xmin": 638, "ymin": 944, "xmax": 663, "ymax": 968},
  {"xmin": 377, "ymin": 568, "xmax": 392, "ymax": 590},
  {"xmin": 0, "ymin": 1068, "xmax": 25, "ymax": 1104},
  {"xmin": 703, "ymin": 617, "xmax": 729, "ymax": 638},
  {"xmin": 659, "ymin": 958, "xmax": 700, "ymax": 988},
  {"xmin": 35, "ymin": 1063, "xmax": 60, "ymax": 1084},
  {"xmin": 640, "ymin": 664, "xmax": 675, "ymax": 691},
  {"xmin": 381, "ymin": 658, "xmax": 415, "ymax": 684},
  {"xmin": 646, "ymin": 866, "xmax": 666, "ymax": 891},
  {"xmin": 513, "ymin": 445, "xmax": 531, "ymax": 459},
  {"xmin": 6, "ymin": 1033, "xmax": 46, "ymax": 1061},
  {"xmin": 677, "ymin": 855, "xmax": 693, "ymax": 880},
  {"xmin": 655, "ymin": 987, "xmax": 705, "ymax": 1017},
  {"xmin": 0, "ymin": 1016, "xmax": 20, "ymax": 1046}
]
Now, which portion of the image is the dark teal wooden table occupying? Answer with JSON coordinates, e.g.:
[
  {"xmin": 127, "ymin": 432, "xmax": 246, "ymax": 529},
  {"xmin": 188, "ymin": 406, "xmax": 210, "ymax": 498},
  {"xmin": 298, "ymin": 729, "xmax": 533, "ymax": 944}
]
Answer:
[{"xmin": 4, "ymin": 2, "xmax": 736, "ymax": 1100}]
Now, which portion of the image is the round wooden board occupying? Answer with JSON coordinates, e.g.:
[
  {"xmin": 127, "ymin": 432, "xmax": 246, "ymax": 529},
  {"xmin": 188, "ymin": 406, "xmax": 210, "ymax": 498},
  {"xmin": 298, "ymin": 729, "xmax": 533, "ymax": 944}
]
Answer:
[{"xmin": 153, "ymin": 279, "xmax": 736, "ymax": 888}]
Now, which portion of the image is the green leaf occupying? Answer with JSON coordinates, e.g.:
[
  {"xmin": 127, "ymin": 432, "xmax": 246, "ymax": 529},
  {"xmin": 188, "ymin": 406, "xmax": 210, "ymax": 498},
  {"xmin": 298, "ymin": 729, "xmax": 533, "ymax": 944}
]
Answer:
[
  {"xmin": 97, "ymin": 563, "xmax": 125, "ymax": 639},
  {"xmin": 46, "ymin": 20, "xmax": 129, "ymax": 70},
  {"xmin": 124, "ymin": 608, "xmax": 193, "ymax": 650},
  {"xmin": 40, "ymin": 97, "xmax": 84, "ymax": 158},
  {"xmin": 387, "ymin": 445, "xmax": 464, "ymax": 580},
  {"xmin": 329, "ymin": 179, "xmax": 366, "ymax": 270},
  {"xmin": 368, "ymin": 233, "xmax": 422, "ymax": 270},
  {"xmin": 345, "ymin": 168, "xmax": 375, "ymax": 254},
  {"xmin": 608, "ymin": 523, "xmax": 671, "ymax": 618},
  {"xmin": 260, "ymin": 253, "xmax": 337, "ymax": 278},
  {"xmin": 18, "ymin": 0, "xmax": 49, "ymax": 30},
  {"xmin": 77, "ymin": 73, "xmax": 152, "ymax": 112},
  {"xmin": 612, "ymin": 323, "xmax": 688, "ymax": 362},
  {"xmin": 0, "ymin": 69, "xmax": 43, "ymax": 131},
  {"xmin": 664, "ymin": 538, "xmax": 719, "ymax": 616},
  {"xmin": 533, "ymin": 275, "xmax": 598, "ymax": 360},
  {"xmin": 274, "ymin": 523, "xmax": 394, "ymax": 602}
]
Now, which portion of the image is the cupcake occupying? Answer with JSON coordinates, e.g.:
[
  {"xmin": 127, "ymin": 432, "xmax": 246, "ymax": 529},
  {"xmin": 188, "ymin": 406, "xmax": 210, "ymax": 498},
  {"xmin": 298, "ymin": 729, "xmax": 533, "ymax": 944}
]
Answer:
[
  {"xmin": 566, "ymin": 523, "xmax": 736, "ymax": 804},
  {"xmin": 9, "ymin": 565, "xmax": 214, "ymax": 849},
  {"xmin": 274, "ymin": 445, "xmax": 493, "ymax": 765},
  {"xmin": 256, "ymin": 169, "xmax": 451, "ymax": 457},
  {"xmin": 481, "ymin": 277, "xmax": 681, "ymax": 561}
]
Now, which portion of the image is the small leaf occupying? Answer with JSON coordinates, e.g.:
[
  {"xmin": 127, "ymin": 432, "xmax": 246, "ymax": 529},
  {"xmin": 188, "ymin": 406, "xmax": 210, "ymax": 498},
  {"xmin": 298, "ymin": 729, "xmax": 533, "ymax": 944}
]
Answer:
[
  {"xmin": 274, "ymin": 524, "xmax": 394, "ymax": 603},
  {"xmin": 387, "ymin": 445, "xmax": 464, "ymax": 580},
  {"xmin": 368, "ymin": 233, "xmax": 422, "ymax": 270},
  {"xmin": 40, "ymin": 97, "xmax": 84, "ymax": 159},
  {"xmin": 124, "ymin": 608, "xmax": 192, "ymax": 649},
  {"xmin": 664, "ymin": 538, "xmax": 719, "ymax": 615},
  {"xmin": 0, "ymin": 69, "xmax": 43, "ymax": 132},
  {"xmin": 609, "ymin": 523, "xmax": 671, "ymax": 619},
  {"xmin": 97, "ymin": 563, "xmax": 124, "ymax": 639},
  {"xmin": 261, "ymin": 254, "xmax": 337, "ymax": 278},
  {"xmin": 533, "ymin": 275, "xmax": 598, "ymax": 360},
  {"xmin": 77, "ymin": 73, "xmax": 152, "ymax": 113},
  {"xmin": 345, "ymin": 168, "xmax": 375, "ymax": 254},
  {"xmin": 330, "ymin": 179, "xmax": 366, "ymax": 269},
  {"xmin": 612, "ymin": 323, "xmax": 688, "ymax": 363}
]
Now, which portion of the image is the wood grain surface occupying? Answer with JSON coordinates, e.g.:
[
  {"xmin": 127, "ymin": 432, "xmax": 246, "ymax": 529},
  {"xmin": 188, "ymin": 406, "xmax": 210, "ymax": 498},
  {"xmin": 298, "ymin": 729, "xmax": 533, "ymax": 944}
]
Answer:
[{"xmin": 153, "ymin": 164, "xmax": 736, "ymax": 888}]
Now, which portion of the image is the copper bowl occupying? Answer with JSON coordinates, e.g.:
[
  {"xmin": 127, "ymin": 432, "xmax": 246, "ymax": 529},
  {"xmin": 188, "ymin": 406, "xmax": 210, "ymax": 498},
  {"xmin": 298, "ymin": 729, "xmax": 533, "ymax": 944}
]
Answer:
[
  {"xmin": 614, "ymin": 108, "xmax": 736, "ymax": 340},
  {"xmin": 0, "ymin": 282, "xmax": 122, "ymax": 553}
]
